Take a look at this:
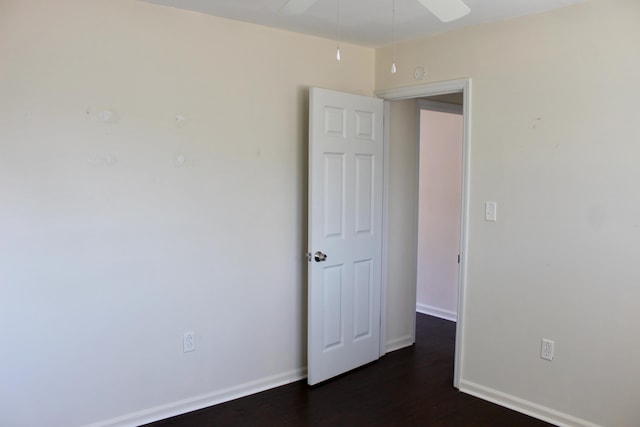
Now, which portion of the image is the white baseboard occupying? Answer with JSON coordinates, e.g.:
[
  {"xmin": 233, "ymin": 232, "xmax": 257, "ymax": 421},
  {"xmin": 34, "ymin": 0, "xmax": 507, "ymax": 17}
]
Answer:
[
  {"xmin": 416, "ymin": 303, "xmax": 457, "ymax": 322},
  {"xmin": 385, "ymin": 334, "xmax": 414, "ymax": 353},
  {"xmin": 88, "ymin": 368, "xmax": 307, "ymax": 427},
  {"xmin": 459, "ymin": 380, "xmax": 602, "ymax": 427}
]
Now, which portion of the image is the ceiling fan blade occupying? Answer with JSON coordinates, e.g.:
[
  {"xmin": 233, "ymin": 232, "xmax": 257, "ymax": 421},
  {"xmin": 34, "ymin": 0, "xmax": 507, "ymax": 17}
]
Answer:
[
  {"xmin": 278, "ymin": 0, "xmax": 319, "ymax": 15},
  {"xmin": 417, "ymin": 0, "xmax": 470, "ymax": 23}
]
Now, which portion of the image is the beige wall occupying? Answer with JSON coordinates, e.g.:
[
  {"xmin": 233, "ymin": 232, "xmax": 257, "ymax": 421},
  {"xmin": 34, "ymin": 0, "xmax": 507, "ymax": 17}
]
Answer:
[
  {"xmin": 385, "ymin": 99, "xmax": 418, "ymax": 350},
  {"xmin": 0, "ymin": 1, "xmax": 374, "ymax": 426},
  {"xmin": 377, "ymin": 1, "xmax": 640, "ymax": 426}
]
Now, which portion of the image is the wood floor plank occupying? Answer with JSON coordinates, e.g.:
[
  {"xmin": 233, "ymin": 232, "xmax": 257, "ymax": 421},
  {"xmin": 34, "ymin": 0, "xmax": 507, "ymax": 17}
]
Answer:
[{"xmin": 143, "ymin": 314, "xmax": 551, "ymax": 426}]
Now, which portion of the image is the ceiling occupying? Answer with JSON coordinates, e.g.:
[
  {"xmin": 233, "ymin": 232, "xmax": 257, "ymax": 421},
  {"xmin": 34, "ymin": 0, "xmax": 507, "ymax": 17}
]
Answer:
[{"xmin": 140, "ymin": 0, "xmax": 586, "ymax": 47}]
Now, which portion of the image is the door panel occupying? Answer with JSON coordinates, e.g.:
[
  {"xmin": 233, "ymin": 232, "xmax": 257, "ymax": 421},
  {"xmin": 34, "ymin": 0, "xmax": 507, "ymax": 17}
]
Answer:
[
  {"xmin": 355, "ymin": 154, "xmax": 374, "ymax": 235},
  {"xmin": 308, "ymin": 88, "xmax": 384, "ymax": 385},
  {"xmin": 353, "ymin": 259, "xmax": 372, "ymax": 341},
  {"xmin": 322, "ymin": 265, "xmax": 343, "ymax": 350},
  {"xmin": 323, "ymin": 154, "xmax": 345, "ymax": 238}
]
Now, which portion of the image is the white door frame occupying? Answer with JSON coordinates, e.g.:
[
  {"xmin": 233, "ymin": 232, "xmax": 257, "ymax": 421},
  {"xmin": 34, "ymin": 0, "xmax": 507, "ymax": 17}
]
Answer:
[{"xmin": 375, "ymin": 78, "xmax": 471, "ymax": 389}]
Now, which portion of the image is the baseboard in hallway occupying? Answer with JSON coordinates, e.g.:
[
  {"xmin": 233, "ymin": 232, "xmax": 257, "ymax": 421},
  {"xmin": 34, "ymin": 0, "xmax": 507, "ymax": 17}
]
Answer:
[{"xmin": 416, "ymin": 302, "xmax": 457, "ymax": 322}]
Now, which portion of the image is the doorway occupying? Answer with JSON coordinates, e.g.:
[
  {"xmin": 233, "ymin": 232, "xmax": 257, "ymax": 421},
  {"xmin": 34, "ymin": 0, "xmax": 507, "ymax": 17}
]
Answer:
[
  {"xmin": 416, "ymin": 96, "xmax": 464, "ymax": 323},
  {"xmin": 376, "ymin": 79, "xmax": 471, "ymax": 388}
]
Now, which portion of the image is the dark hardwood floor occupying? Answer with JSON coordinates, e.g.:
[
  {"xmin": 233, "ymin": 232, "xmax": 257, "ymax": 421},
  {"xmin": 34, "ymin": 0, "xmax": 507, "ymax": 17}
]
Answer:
[{"xmin": 144, "ymin": 314, "xmax": 551, "ymax": 426}]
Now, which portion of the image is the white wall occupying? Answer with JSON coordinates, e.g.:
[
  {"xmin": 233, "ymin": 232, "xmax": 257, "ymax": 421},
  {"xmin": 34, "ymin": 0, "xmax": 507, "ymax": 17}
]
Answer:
[
  {"xmin": 0, "ymin": 1, "xmax": 374, "ymax": 426},
  {"xmin": 416, "ymin": 109, "xmax": 463, "ymax": 321},
  {"xmin": 376, "ymin": 1, "xmax": 640, "ymax": 426}
]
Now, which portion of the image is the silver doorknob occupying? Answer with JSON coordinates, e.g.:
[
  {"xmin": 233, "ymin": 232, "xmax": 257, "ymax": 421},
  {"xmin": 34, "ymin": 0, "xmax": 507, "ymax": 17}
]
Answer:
[{"xmin": 314, "ymin": 251, "xmax": 327, "ymax": 262}]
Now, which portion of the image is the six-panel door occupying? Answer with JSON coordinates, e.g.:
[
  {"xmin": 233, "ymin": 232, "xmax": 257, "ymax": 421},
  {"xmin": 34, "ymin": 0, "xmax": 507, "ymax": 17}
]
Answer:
[{"xmin": 308, "ymin": 88, "xmax": 384, "ymax": 385}]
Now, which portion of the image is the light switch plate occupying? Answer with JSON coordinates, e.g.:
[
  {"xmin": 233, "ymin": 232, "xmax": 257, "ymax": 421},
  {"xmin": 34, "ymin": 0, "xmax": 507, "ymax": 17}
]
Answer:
[{"xmin": 485, "ymin": 201, "xmax": 497, "ymax": 222}]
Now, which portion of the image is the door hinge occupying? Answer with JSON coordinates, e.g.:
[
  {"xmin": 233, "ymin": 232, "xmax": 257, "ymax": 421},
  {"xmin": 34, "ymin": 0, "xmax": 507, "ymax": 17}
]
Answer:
[{"xmin": 457, "ymin": 254, "xmax": 461, "ymax": 264}]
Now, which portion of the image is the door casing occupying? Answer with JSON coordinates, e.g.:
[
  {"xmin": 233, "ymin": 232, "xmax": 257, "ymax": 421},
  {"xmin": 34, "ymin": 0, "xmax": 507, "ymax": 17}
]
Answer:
[{"xmin": 376, "ymin": 79, "xmax": 471, "ymax": 388}]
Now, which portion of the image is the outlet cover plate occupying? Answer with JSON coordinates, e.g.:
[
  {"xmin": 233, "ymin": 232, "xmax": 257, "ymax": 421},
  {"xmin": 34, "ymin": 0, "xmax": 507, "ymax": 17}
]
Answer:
[
  {"xmin": 183, "ymin": 331, "xmax": 195, "ymax": 353},
  {"xmin": 485, "ymin": 201, "xmax": 497, "ymax": 222},
  {"xmin": 541, "ymin": 338, "xmax": 554, "ymax": 361}
]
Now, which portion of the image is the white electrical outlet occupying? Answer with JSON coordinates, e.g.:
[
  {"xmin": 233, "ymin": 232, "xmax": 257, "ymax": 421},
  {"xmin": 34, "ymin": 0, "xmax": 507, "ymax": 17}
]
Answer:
[
  {"xmin": 541, "ymin": 339, "xmax": 554, "ymax": 361},
  {"xmin": 183, "ymin": 331, "xmax": 195, "ymax": 353},
  {"xmin": 485, "ymin": 201, "xmax": 497, "ymax": 222}
]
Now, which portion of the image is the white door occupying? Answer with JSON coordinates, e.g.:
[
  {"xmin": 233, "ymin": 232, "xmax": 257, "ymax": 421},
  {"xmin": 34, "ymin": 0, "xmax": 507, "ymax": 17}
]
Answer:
[{"xmin": 307, "ymin": 88, "xmax": 384, "ymax": 385}]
